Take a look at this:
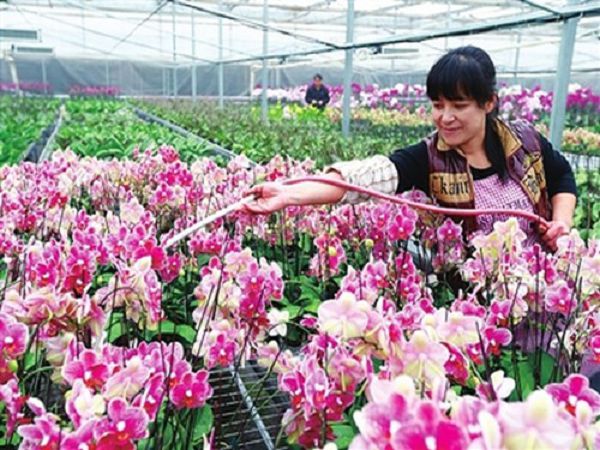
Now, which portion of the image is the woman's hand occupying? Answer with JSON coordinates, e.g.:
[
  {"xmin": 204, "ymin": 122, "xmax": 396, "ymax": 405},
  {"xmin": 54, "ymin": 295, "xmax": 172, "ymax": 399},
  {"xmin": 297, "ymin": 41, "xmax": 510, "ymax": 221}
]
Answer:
[
  {"xmin": 243, "ymin": 172, "xmax": 347, "ymax": 215},
  {"xmin": 541, "ymin": 193, "xmax": 576, "ymax": 251},
  {"xmin": 243, "ymin": 183, "xmax": 292, "ymax": 214},
  {"xmin": 539, "ymin": 220, "xmax": 570, "ymax": 251}
]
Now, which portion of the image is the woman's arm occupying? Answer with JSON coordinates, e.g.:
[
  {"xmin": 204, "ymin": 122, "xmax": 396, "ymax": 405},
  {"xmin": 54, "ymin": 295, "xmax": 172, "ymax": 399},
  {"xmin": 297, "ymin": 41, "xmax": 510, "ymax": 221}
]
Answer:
[
  {"xmin": 537, "ymin": 134, "xmax": 578, "ymax": 250},
  {"xmin": 539, "ymin": 133, "xmax": 578, "ymax": 199},
  {"xmin": 244, "ymin": 171, "xmax": 346, "ymax": 214},
  {"xmin": 550, "ymin": 192, "xmax": 577, "ymax": 227},
  {"xmin": 540, "ymin": 193, "xmax": 577, "ymax": 250},
  {"xmin": 245, "ymin": 154, "xmax": 400, "ymax": 214},
  {"xmin": 244, "ymin": 143, "xmax": 428, "ymax": 214}
]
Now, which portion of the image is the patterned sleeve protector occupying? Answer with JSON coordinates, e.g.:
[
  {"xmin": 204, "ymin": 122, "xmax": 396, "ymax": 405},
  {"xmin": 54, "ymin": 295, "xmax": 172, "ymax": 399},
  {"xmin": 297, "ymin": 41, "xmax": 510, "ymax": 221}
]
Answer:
[{"xmin": 326, "ymin": 155, "xmax": 398, "ymax": 204}]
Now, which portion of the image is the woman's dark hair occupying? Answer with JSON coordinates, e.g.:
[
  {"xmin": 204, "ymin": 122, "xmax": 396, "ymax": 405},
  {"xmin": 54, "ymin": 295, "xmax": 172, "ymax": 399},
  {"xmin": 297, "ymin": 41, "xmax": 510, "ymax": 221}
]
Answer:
[{"xmin": 426, "ymin": 46, "xmax": 507, "ymax": 180}]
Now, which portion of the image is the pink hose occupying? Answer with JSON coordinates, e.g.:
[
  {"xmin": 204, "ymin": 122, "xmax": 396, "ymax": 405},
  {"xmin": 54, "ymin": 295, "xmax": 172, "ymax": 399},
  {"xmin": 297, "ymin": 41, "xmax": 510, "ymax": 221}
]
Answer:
[{"xmin": 282, "ymin": 176, "xmax": 550, "ymax": 228}]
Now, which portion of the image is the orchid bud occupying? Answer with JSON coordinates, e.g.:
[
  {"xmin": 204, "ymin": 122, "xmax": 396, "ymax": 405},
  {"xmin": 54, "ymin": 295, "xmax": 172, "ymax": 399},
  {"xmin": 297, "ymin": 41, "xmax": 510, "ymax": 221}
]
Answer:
[{"xmin": 7, "ymin": 360, "xmax": 18, "ymax": 373}]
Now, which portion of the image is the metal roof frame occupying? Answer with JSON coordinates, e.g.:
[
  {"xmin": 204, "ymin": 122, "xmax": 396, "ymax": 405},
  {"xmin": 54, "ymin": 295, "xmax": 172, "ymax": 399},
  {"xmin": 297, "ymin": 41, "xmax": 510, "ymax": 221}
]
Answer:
[{"xmin": 215, "ymin": 1, "xmax": 600, "ymax": 65}]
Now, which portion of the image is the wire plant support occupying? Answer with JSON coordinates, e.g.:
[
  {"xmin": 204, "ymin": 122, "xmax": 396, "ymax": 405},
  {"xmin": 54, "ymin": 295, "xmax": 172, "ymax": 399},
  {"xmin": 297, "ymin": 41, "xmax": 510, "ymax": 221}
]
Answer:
[{"xmin": 22, "ymin": 102, "xmax": 65, "ymax": 164}]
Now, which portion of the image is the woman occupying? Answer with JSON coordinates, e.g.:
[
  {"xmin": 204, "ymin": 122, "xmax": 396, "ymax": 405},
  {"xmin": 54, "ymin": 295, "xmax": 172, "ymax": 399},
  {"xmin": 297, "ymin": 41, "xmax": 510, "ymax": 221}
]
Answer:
[{"xmin": 246, "ymin": 46, "xmax": 577, "ymax": 250}]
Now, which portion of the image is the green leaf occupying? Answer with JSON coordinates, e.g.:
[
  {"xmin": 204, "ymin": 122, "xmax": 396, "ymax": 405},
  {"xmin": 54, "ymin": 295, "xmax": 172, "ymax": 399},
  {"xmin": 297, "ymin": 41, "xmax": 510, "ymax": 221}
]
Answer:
[
  {"xmin": 372, "ymin": 357, "xmax": 384, "ymax": 374},
  {"xmin": 528, "ymin": 351, "xmax": 557, "ymax": 387},
  {"xmin": 302, "ymin": 295, "xmax": 321, "ymax": 314},
  {"xmin": 332, "ymin": 424, "xmax": 356, "ymax": 449},
  {"xmin": 192, "ymin": 405, "xmax": 214, "ymax": 444},
  {"xmin": 106, "ymin": 312, "xmax": 125, "ymax": 344},
  {"xmin": 23, "ymin": 351, "xmax": 38, "ymax": 372},
  {"xmin": 507, "ymin": 360, "xmax": 534, "ymax": 401},
  {"xmin": 283, "ymin": 304, "xmax": 303, "ymax": 319},
  {"xmin": 151, "ymin": 320, "xmax": 197, "ymax": 346}
]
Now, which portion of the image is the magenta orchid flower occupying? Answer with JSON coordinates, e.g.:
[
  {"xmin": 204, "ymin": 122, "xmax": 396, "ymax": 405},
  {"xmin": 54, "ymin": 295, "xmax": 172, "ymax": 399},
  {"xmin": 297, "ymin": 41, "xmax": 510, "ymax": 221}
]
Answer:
[
  {"xmin": 17, "ymin": 412, "xmax": 62, "ymax": 450},
  {"xmin": 304, "ymin": 368, "xmax": 330, "ymax": 411},
  {"xmin": 170, "ymin": 369, "xmax": 213, "ymax": 409},
  {"xmin": 442, "ymin": 342, "xmax": 469, "ymax": 384},
  {"xmin": 387, "ymin": 205, "xmax": 418, "ymax": 241},
  {"xmin": 0, "ymin": 312, "xmax": 28, "ymax": 359},
  {"xmin": 391, "ymin": 401, "xmax": 468, "ymax": 450},
  {"xmin": 94, "ymin": 397, "xmax": 149, "ymax": 449},
  {"xmin": 132, "ymin": 373, "xmax": 165, "ymax": 420},
  {"xmin": 482, "ymin": 326, "xmax": 512, "ymax": 356},
  {"xmin": 545, "ymin": 280, "xmax": 577, "ymax": 316},
  {"xmin": 206, "ymin": 333, "xmax": 236, "ymax": 369},
  {"xmin": 62, "ymin": 419, "xmax": 97, "ymax": 450},
  {"xmin": 589, "ymin": 334, "xmax": 600, "ymax": 363},
  {"xmin": 62, "ymin": 349, "xmax": 109, "ymax": 391},
  {"xmin": 545, "ymin": 373, "xmax": 600, "ymax": 416}
]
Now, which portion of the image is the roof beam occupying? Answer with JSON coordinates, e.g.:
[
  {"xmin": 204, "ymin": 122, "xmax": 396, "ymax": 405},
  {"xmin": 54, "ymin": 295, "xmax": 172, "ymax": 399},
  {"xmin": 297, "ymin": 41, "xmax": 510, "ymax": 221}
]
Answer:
[
  {"xmin": 59, "ymin": 0, "xmax": 257, "ymax": 57},
  {"xmin": 176, "ymin": 0, "xmax": 342, "ymax": 49},
  {"xmin": 13, "ymin": 4, "xmax": 215, "ymax": 62},
  {"xmin": 516, "ymin": 0, "xmax": 559, "ymax": 15},
  {"xmin": 219, "ymin": 1, "xmax": 600, "ymax": 64}
]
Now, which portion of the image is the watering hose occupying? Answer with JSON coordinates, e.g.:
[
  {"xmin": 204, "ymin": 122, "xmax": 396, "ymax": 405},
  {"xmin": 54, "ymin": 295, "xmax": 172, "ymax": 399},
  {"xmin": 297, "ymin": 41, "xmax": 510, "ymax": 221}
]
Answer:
[
  {"xmin": 164, "ymin": 175, "xmax": 550, "ymax": 249},
  {"xmin": 164, "ymin": 196, "xmax": 255, "ymax": 249},
  {"xmin": 283, "ymin": 176, "xmax": 550, "ymax": 225}
]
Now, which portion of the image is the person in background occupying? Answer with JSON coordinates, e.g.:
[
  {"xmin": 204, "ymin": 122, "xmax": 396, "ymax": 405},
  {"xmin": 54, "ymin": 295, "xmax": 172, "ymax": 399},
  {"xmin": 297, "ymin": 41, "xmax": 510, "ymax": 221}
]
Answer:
[
  {"xmin": 246, "ymin": 46, "xmax": 577, "ymax": 251},
  {"xmin": 305, "ymin": 74, "xmax": 331, "ymax": 110}
]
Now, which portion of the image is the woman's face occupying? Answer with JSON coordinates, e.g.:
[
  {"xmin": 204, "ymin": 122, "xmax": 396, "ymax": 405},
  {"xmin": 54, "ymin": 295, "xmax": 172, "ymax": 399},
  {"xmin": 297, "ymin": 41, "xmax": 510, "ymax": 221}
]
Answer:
[{"xmin": 431, "ymin": 96, "xmax": 495, "ymax": 149}]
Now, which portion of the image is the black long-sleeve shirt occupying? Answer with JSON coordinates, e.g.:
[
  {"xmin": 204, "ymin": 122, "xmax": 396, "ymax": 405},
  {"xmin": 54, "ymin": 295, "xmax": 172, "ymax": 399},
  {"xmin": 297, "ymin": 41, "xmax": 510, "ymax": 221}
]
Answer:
[
  {"xmin": 388, "ymin": 133, "xmax": 577, "ymax": 197},
  {"xmin": 305, "ymin": 85, "xmax": 330, "ymax": 109}
]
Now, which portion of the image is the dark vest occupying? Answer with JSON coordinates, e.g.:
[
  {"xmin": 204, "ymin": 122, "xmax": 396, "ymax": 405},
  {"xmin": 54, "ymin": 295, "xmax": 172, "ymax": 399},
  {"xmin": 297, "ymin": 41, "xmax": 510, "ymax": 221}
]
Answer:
[{"xmin": 426, "ymin": 119, "xmax": 551, "ymax": 233}]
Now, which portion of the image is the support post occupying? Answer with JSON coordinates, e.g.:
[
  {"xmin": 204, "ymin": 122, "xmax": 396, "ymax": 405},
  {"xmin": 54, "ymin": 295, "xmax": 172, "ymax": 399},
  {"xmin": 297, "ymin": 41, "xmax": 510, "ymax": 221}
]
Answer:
[
  {"xmin": 341, "ymin": 0, "xmax": 355, "ymax": 138},
  {"xmin": 261, "ymin": 0, "xmax": 269, "ymax": 123},
  {"xmin": 81, "ymin": 3, "xmax": 86, "ymax": 51},
  {"xmin": 191, "ymin": 6, "xmax": 197, "ymax": 100},
  {"xmin": 513, "ymin": 32, "xmax": 522, "ymax": 82},
  {"xmin": 41, "ymin": 59, "xmax": 47, "ymax": 94},
  {"xmin": 444, "ymin": 0, "xmax": 450, "ymax": 50},
  {"xmin": 7, "ymin": 55, "xmax": 20, "ymax": 97},
  {"xmin": 549, "ymin": 5, "xmax": 579, "ymax": 149},
  {"xmin": 172, "ymin": 0, "xmax": 178, "ymax": 97},
  {"xmin": 218, "ymin": 0, "xmax": 224, "ymax": 107}
]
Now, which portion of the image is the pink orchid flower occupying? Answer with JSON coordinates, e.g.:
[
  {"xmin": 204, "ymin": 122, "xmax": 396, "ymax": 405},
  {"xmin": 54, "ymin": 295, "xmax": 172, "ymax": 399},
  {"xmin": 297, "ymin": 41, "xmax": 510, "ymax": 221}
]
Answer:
[
  {"xmin": 391, "ymin": 401, "xmax": 468, "ymax": 450},
  {"xmin": 545, "ymin": 373, "xmax": 600, "ymax": 416},
  {"xmin": 62, "ymin": 349, "xmax": 109, "ymax": 391},
  {"xmin": 0, "ymin": 312, "xmax": 28, "ymax": 359},
  {"xmin": 17, "ymin": 413, "xmax": 62, "ymax": 450},
  {"xmin": 318, "ymin": 292, "xmax": 370, "ymax": 339},
  {"xmin": 94, "ymin": 397, "xmax": 149, "ymax": 449},
  {"xmin": 103, "ymin": 356, "xmax": 150, "ymax": 399},
  {"xmin": 545, "ymin": 280, "xmax": 577, "ymax": 316},
  {"xmin": 403, "ymin": 330, "xmax": 450, "ymax": 385},
  {"xmin": 170, "ymin": 370, "xmax": 213, "ymax": 409}
]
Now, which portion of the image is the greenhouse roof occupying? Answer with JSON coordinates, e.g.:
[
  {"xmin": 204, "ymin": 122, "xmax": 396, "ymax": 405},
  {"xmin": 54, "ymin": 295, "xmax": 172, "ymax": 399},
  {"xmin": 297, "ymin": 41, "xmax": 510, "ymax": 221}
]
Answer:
[{"xmin": 1, "ymin": 0, "xmax": 599, "ymax": 74}]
